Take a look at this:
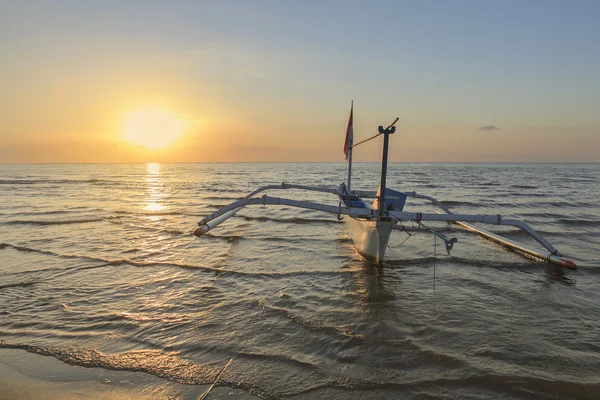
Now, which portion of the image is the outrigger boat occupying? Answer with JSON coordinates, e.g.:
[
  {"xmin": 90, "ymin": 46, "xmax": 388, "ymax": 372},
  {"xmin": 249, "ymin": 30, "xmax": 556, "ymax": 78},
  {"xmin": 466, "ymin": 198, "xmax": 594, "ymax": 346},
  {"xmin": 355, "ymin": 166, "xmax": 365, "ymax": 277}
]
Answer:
[{"xmin": 194, "ymin": 104, "xmax": 576, "ymax": 270}]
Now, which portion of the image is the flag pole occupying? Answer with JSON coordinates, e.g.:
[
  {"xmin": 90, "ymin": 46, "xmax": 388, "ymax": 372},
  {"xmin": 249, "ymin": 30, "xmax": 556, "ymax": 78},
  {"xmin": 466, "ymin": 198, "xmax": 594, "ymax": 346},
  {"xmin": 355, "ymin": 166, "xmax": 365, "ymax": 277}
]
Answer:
[{"xmin": 347, "ymin": 100, "xmax": 353, "ymax": 192}]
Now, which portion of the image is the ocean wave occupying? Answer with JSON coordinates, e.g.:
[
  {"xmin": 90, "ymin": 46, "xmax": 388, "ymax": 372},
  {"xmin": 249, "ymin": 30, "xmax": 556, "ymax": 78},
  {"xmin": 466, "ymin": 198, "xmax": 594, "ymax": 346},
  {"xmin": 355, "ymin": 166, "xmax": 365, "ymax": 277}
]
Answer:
[
  {"xmin": 259, "ymin": 301, "xmax": 355, "ymax": 337},
  {"xmin": 516, "ymin": 212, "xmax": 569, "ymax": 219},
  {"xmin": 3, "ymin": 216, "xmax": 122, "ymax": 226},
  {"xmin": 438, "ymin": 200, "xmax": 481, "ymax": 207},
  {"xmin": 159, "ymin": 228, "xmax": 192, "ymax": 236},
  {"xmin": 557, "ymin": 218, "xmax": 600, "ymax": 227},
  {"xmin": 0, "ymin": 343, "xmax": 220, "ymax": 385},
  {"xmin": 509, "ymin": 184, "xmax": 539, "ymax": 189},
  {"xmin": 202, "ymin": 196, "xmax": 245, "ymax": 201},
  {"xmin": 204, "ymin": 203, "xmax": 236, "ymax": 210},
  {"xmin": 0, "ymin": 243, "xmax": 102, "ymax": 263},
  {"xmin": 113, "ymin": 210, "xmax": 187, "ymax": 216},
  {"xmin": 383, "ymin": 256, "xmax": 542, "ymax": 270},
  {"xmin": 290, "ymin": 373, "xmax": 598, "ymax": 398},
  {"xmin": 105, "ymin": 220, "xmax": 193, "ymax": 236},
  {"xmin": 0, "ymin": 243, "xmax": 223, "ymax": 274},
  {"xmin": 203, "ymin": 233, "xmax": 242, "ymax": 242},
  {"xmin": 190, "ymin": 347, "xmax": 318, "ymax": 374},
  {"xmin": 508, "ymin": 192, "xmax": 549, "ymax": 198},
  {"xmin": 197, "ymin": 187, "xmax": 248, "ymax": 194},
  {"xmin": 9, "ymin": 210, "xmax": 75, "ymax": 216},
  {"xmin": 102, "ymin": 259, "xmax": 232, "ymax": 275},
  {"xmin": 0, "ymin": 343, "xmax": 275, "ymax": 399},
  {"xmin": 478, "ymin": 181, "xmax": 500, "ymax": 186},
  {"xmin": 560, "ymin": 178, "xmax": 597, "ymax": 183},
  {"xmin": 519, "ymin": 201, "xmax": 597, "ymax": 209},
  {"xmin": 0, "ymin": 242, "xmax": 351, "ymax": 278},
  {"xmin": 0, "ymin": 178, "xmax": 122, "ymax": 186},
  {"xmin": 118, "ymin": 311, "xmax": 190, "ymax": 323},
  {"xmin": 414, "ymin": 183, "xmax": 437, "ymax": 188},
  {"xmin": 0, "ymin": 280, "xmax": 38, "ymax": 290},
  {"xmin": 207, "ymin": 235, "xmax": 354, "ymax": 245},
  {"xmin": 382, "ymin": 256, "xmax": 443, "ymax": 266}
]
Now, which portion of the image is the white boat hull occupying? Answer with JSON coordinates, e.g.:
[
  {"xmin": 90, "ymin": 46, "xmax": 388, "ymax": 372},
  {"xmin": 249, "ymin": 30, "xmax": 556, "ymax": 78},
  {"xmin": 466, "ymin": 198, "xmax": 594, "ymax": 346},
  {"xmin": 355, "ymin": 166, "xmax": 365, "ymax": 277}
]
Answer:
[{"xmin": 345, "ymin": 217, "xmax": 395, "ymax": 264}]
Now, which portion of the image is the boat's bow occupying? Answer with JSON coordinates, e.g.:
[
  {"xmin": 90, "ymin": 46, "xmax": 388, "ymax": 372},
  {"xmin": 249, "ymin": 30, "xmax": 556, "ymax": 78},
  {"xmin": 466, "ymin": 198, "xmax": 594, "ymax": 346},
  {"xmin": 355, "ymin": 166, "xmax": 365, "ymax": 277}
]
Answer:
[{"xmin": 345, "ymin": 216, "xmax": 395, "ymax": 264}]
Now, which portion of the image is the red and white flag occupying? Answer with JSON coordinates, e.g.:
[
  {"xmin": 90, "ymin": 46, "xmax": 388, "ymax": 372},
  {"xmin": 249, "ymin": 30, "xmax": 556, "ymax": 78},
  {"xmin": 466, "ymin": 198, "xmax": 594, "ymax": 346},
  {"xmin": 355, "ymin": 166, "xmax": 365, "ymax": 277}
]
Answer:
[{"xmin": 343, "ymin": 103, "xmax": 353, "ymax": 159}]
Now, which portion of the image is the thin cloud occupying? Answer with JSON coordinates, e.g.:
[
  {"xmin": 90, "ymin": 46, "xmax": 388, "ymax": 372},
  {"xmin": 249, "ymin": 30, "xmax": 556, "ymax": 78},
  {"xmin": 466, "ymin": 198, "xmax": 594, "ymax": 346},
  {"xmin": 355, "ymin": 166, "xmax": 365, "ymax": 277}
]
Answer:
[{"xmin": 477, "ymin": 125, "xmax": 499, "ymax": 131}]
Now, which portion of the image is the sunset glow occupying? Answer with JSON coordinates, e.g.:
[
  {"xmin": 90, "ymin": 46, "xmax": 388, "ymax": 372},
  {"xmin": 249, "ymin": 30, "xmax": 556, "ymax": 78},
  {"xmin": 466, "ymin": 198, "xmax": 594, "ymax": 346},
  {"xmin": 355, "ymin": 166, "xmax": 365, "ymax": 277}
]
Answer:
[
  {"xmin": 1, "ymin": 2, "xmax": 599, "ymax": 163},
  {"xmin": 121, "ymin": 109, "xmax": 187, "ymax": 149}
]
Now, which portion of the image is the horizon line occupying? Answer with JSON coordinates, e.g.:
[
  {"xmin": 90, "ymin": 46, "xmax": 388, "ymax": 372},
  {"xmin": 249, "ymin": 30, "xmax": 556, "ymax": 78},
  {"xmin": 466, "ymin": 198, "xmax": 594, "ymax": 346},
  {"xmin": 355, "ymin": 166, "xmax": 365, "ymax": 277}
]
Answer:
[{"xmin": 2, "ymin": 161, "xmax": 599, "ymax": 165}]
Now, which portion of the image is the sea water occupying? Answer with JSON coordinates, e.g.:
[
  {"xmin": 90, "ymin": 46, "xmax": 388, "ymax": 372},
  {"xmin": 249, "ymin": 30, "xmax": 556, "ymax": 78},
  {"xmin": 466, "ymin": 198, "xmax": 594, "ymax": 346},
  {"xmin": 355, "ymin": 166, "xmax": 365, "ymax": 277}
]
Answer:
[{"xmin": 1, "ymin": 162, "xmax": 599, "ymax": 399}]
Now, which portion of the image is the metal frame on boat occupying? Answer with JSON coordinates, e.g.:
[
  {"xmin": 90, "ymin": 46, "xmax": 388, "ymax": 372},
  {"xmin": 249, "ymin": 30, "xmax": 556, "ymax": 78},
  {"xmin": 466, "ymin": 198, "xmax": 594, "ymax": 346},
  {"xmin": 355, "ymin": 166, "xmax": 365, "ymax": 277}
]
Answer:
[{"xmin": 194, "ymin": 105, "xmax": 576, "ymax": 270}]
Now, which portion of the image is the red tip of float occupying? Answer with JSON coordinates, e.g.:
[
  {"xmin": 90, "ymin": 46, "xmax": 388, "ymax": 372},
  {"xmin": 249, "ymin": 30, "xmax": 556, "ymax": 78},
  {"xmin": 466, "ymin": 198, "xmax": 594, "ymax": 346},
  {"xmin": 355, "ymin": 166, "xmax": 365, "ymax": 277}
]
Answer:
[
  {"xmin": 193, "ymin": 227, "xmax": 207, "ymax": 237},
  {"xmin": 559, "ymin": 259, "xmax": 577, "ymax": 270}
]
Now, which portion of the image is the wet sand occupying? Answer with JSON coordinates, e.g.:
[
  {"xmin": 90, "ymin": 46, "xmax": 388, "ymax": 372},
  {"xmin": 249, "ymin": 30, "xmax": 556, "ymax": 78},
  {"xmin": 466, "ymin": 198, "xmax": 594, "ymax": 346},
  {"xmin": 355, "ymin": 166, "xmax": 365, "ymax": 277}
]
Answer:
[{"xmin": 0, "ymin": 349, "xmax": 258, "ymax": 400}]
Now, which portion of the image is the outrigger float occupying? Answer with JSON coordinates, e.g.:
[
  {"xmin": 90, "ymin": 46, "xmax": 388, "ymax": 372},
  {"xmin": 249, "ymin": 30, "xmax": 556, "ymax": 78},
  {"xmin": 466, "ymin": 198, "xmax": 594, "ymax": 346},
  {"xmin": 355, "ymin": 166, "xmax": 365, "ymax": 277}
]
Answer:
[{"xmin": 194, "ymin": 104, "xmax": 576, "ymax": 270}]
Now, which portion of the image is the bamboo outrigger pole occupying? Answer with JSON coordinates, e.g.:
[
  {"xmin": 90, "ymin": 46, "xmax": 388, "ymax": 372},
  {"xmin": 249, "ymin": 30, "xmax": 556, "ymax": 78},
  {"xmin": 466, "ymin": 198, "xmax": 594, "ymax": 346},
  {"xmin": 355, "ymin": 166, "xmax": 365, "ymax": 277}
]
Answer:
[
  {"xmin": 455, "ymin": 220, "xmax": 577, "ymax": 269},
  {"xmin": 431, "ymin": 210, "xmax": 576, "ymax": 269}
]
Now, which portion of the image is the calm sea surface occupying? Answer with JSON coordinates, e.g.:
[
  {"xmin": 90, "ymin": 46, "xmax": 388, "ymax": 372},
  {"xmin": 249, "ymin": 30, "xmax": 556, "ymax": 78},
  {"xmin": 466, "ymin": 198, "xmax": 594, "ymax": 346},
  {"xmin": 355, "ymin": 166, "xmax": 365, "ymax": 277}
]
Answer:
[{"xmin": 1, "ymin": 163, "xmax": 599, "ymax": 399}]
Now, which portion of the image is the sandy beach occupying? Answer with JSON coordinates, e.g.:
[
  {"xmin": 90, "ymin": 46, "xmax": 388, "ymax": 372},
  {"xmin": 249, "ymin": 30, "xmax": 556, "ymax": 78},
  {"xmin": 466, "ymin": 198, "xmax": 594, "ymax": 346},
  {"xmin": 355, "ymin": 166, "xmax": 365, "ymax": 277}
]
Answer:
[{"xmin": 0, "ymin": 349, "xmax": 258, "ymax": 400}]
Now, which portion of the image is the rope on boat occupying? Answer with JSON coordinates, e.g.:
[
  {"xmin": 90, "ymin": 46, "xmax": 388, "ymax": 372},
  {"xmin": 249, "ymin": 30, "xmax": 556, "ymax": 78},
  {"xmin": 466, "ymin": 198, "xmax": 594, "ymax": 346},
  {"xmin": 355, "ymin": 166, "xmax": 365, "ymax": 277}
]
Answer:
[
  {"xmin": 344, "ymin": 117, "xmax": 399, "ymax": 193},
  {"xmin": 393, "ymin": 233, "xmax": 412, "ymax": 248},
  {"xmin": 349, "ymin": 132, "xmax": 382, "ymax": 150},
  {"xmin": 389, "ymin": 222, "xmax": 420, "ymax": 250},
  {"xmin": 198, "ymin": 357, "xmax": 235, "ymax": 400},
  {"xmin": 349, "ymin": 117, "xmax": 399, "ymax": 150}
]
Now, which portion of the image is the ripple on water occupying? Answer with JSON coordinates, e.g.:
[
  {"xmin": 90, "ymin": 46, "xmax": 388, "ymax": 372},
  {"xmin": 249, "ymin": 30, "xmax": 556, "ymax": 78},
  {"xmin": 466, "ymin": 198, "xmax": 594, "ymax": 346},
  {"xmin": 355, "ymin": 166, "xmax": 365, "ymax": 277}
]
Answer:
[{"xmin": 1, "ymin": 163, "xmax": 599, "ymax": 399}]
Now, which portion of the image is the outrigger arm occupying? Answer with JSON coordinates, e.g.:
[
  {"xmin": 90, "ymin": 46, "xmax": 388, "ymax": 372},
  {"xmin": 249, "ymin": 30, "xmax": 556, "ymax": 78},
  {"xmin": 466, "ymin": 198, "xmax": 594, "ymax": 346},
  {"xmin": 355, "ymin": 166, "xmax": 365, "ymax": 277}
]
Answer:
[
  {"xmin": 388, "ymin": 210, "xmax": 561, "ymax": 256},
  {"xmin": 194, "ymin": 183, "xmax": 576, "ymax": 269},
  {"xmin": 195, "ymin": 194, "xmax": 377, "ymax": 236},
  {"xmin": 400, "ymin": 190, "xmax": 564, "ymax": 256},
  {"xmin": 397, "ymin": 191, "xmax": 576, "ymax": 269}
]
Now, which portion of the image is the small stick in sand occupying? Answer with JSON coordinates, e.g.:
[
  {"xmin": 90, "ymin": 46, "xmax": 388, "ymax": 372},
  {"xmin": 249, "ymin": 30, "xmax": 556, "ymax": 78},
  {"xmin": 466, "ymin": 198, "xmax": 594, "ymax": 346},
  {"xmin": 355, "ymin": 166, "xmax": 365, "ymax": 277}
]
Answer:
[{"xmin": 198, "ymin": 357, "xmax": 234, "ymax": 400}]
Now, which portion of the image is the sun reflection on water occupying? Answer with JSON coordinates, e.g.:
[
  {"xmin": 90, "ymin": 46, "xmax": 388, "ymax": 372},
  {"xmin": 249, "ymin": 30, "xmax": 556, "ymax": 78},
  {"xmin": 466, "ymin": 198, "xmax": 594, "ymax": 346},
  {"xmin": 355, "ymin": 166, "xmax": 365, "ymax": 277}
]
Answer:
[
  {"xmin": 146, "ymin": 162, "xmax": 160, "ymax": 175},
  {"xmin": 144, "ymin": 163, "xmax": 166, "ymax": 212}
]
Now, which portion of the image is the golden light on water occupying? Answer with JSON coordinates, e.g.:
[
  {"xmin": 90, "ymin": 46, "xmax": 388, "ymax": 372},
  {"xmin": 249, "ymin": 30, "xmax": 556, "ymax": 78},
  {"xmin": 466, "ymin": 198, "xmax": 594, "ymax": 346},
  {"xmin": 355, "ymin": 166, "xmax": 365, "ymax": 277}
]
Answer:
[
  {"xmin": 144, "ymin": 202, "xmax": 166, "ymax": 212},
  {"xmin": 121, "ymin": 108, "xmax": 187, "ymax": 149},
  {"xmin": 146, "ymin": 162, "xmax": 160, "ymax": 175},
  {"xmin": 144, "ymin": 163, "xmax": 166, "ymax": 212}
]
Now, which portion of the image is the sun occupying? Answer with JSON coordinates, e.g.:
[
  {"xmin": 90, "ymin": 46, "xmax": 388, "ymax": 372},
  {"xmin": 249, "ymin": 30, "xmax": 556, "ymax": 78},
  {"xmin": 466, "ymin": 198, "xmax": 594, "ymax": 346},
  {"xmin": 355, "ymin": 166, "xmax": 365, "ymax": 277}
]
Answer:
[{"xmin": 121, "ymin": 108, "xmax": 187, "ymax": 149}]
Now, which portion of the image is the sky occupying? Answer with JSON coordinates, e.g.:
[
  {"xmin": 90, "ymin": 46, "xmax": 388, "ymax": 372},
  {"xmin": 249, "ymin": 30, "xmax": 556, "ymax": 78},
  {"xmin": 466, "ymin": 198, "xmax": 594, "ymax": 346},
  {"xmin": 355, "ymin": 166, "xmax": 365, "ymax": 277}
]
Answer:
[{"xmin": 1, "ymin": 0, "xmax": 599, "ymax": 163}]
